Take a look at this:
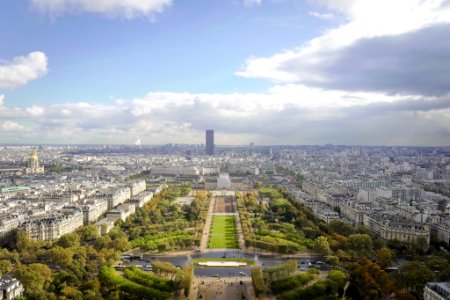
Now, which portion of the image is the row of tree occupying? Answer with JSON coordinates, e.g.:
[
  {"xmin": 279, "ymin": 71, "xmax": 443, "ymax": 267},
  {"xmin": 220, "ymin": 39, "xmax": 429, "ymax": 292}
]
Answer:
[
  {"xmin": 0, "ymin": 185, "xmax": 200, "ymax": 299},
  {"xmin": 249, "ymin": 186, "xmax": 450, "ymax": 299},
  {"xmin": 120, "ymin": 187, "xmax": 210, "ymax": 252}
]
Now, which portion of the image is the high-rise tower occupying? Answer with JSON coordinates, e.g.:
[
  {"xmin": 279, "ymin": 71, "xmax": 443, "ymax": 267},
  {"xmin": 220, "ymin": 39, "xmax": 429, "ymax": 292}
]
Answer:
[{"xmin": 205, "ymin": 130, "xmax": 215, "ymax": 155}]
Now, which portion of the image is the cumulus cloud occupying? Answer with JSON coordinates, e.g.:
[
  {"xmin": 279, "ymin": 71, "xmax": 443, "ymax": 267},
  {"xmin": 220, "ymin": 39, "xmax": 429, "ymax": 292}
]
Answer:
[
  {"xmin": 30, "ymin": 0, "xmax": 172, "ymax": 19},
  {"xmin": 237, "ymin": 0, "xmax": 450, "ymax": 95},
  {"xmin": 0, "ymin": 52, "xmax": 48, "ymax": 89},
  {"xmin": 0, "ymin": 86, "xmax": 449, "ymax": 145},
  {"xmin": 0, "ymin": 94, "xmax": 4, "ymax": 106},
  {"xmin": 26, "ymin": 105, "xmax": 45, "ymax": 117},
  {"xmin": 279, "ymin": 24, "xmax": 450, "ymax": 95},
  {"xmin": 0, "ymin": 121, "xmax": 28, "ymax": 132}
]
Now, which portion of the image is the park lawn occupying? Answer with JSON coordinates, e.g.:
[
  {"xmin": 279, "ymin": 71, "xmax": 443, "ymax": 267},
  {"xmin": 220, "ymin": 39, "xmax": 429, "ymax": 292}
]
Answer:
[
  {"xmin": 210, "ymin": 215, "xmax": 237, "ymax": 235},
  {"xmin": 208, "ymin": 234, "xmax": 239, "ymax": 248},
  {"xmin": 208, "ymin": 215, "xmax": 239, "ymax": 248}
]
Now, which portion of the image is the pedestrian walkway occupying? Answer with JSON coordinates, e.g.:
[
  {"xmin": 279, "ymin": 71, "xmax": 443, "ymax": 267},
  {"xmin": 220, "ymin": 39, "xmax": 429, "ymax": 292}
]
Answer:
[
  {"xmin": 199, "ymin": 197, "xmax": 215, "ymax": 251},
  {"xmin": 234, "ymin": 203, "xmax": 246, "ymax": 250}
]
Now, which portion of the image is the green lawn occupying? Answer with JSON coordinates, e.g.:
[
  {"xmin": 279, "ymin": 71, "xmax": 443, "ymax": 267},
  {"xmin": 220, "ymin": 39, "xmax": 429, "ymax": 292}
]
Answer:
[{"xmin": 208, "ymin": 215, "xmax": 239, "ymax": 249}]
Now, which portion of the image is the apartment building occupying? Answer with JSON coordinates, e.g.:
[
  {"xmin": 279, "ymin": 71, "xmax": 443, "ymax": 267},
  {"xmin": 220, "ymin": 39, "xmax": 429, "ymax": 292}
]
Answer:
[
  {"xmin": 82, "ymin": 199, "xmax": 108, "ymax": 225},
  {"xmin": 129, "ymin": 180, "xmax": 146, "ymax": 196},
  {"xmin": 20, "ymin": 209, "xmax": 84, "ymax": 241},
  {"xmin": 363, "ymin": 213, "xmax": 430, "ymax": 244}
]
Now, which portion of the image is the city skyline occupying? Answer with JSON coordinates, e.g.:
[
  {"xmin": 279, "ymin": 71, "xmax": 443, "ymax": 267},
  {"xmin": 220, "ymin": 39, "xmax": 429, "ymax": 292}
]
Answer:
[{"xmin": 1, "ymin": 1, "xmax": 450, "ymax": 146}]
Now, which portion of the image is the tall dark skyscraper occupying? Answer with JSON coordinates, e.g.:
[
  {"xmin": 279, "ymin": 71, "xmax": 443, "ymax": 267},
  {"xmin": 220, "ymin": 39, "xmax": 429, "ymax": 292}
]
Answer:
[{"xmin": 205, "ymin": 129, "xmax": 215, "ymax": 155}]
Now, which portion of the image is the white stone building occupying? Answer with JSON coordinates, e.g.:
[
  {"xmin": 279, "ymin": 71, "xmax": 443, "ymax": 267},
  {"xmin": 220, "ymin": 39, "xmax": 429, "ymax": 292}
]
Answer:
[
  {"xmin": 82, "ymin": 199, "xmax": 108, "ymax": 225},
  {"xmin": 424, "ymin": 282, "xmax": 450, "ymax": 300},
  {"xmin": 129, "ymin": 180, "xmax": 146, "ymax": 196},
  {"xmin": 20, "ymin": 210, "xmax": 84, "ymax": 241},
  {"xmin": 0, "ymin": 276, "xmax": 24, "ymax": 300}
]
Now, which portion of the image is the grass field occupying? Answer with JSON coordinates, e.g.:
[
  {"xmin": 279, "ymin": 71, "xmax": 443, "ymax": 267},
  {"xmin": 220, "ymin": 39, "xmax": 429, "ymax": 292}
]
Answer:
[{"xmin": 207, "ymin": 215, "xmax": 239, "ymax": 249}]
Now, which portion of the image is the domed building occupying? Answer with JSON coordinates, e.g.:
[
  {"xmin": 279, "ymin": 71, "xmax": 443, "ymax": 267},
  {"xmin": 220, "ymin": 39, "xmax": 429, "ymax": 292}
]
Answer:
[{"xmin": 25, "ymin": 149, "xmax": 44, "ymax": 174}]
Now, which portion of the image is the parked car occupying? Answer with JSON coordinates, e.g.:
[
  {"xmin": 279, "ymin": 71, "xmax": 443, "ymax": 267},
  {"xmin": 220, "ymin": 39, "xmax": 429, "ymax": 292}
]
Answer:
[{"xmin": 144, "ymin": 264, "xmax": 153, "ymax": 271}]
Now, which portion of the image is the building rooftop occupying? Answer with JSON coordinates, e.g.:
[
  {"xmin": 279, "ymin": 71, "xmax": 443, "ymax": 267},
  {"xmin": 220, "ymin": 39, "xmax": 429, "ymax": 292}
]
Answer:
[{"xmin": 425, "ymin": 282, "xmax": 450, "ymax": 299}]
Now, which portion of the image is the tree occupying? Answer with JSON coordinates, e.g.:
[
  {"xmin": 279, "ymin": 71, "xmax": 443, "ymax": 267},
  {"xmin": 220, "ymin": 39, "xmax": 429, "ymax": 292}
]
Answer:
[
  {"xmin": 327, "ymin": 233, "xmax": 348, "ymax": 252},
  {"xmin": 348, "ymin": 258, "xmax": 397, "ymax": 300},
  {"xmin": 410, "ymin": 237, "xmax": 428, "ymax": 255},
  {"xmin": 16, "ymin": 230, "xmax": 35, "ymax": 251},
  {"xmin": 424, "ymin": 256, "xmax": 450, "ymax": 281},
  {"xmin": 313, "ymin": 236, "xmax": 332, "ymax": 256},
  {"xmin": 399, "ymin": 261, "xmax": 434, "ymax": 294},
  {"xmin": 0, "ymin": 260, "xmax": 12, "ymax": 275},
  {"xmin": 15, "ymin": 263, "xmax": 53, "ymax": 292},
  {"xmin": 337, "ymin": 249, "xmax": 352, "ymax": 262},
  {"xmin": 110, "ymin": 236, "xmax": 130, "ymax": 252},
  {"xmin": 326, "ymin": 256, "xmax": 340, "ymax": 266},
  {"xmin": 108, "ymin": 226, "xmax": 128, "ymax": 240},
  {"xmin": 57, "ymin": 233, "xmax": 80, "ymax": 249},
  {"xmin": 51, "ymin": 270, "xmax": 82, "ymax": 294},
  {"xmin": 329, "ymin": 220, "xmax": 354, "ymax": 236},
  {"xmin": 348, "ymin": 234, "xmax": 373, "ymax": 257},
  {"xmin": 0, "ymin": 248, "xmax": 19, "ymax": 262},
  {"xmin": 60, "ymin": 286, "xmax": 83, "ymax": 300},
  {"xmin": 180, "ymin": 266, "xmax": 193, "ymax": 297},
  {"xmin": 376, "ymin": 247, "xmax": 394, "ymax": 269},
  {"xmin": 80, "ymin": 225, "xmax": 99, "ymax": 242},
  {"xmin": 47, "ymin": 246, "xmax": 74, "ymax": 268},
  {"xmin": 152, "ymin": 261, "xmax": 180, "ymax": 280},
  {"xmin": 80, "ymin": 277, "xmax": 101, "ymax": 299},
  {"xmin": 326, "ymin": 270, "xmax": 347, "ymax": 295},
  {"xmin": 93, "ymin": 235, "xmax": 112, "ymax": 251}
]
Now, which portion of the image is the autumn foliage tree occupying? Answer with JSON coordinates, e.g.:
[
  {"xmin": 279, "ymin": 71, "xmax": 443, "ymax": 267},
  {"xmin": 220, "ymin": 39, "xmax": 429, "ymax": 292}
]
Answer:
[{"xmin": 348, "ymin": 258, "xmax": 397, "ymax": 300}]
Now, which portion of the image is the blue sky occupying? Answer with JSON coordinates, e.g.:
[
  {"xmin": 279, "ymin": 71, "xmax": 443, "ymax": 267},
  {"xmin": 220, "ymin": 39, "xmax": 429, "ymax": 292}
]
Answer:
[
  {"xmin": 1, "ymin": 0, "xmax": 450, "ymax": 145},
  {"xmin": 1, "ymin": 0, "xmax": 328, "ymax": 105}
]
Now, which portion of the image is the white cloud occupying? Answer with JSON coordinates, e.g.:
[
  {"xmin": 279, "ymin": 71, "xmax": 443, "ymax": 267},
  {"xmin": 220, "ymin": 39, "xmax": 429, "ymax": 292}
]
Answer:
[
  {"xmin": 1, "ymin": 85, "xmax": 449, "ymax": 145},
  {"xmin": 237, "ymin": 0, "xmax": 450, "ymax": 93},
  {"xmin": 0, "ymin": 121, "xmax": 28, "ymax": 132},
  {"xmin": 0, "ymin": 94, "xmax": 4, "ymax": 106},
  {"xmin": 243, "ymin": 0, "xmax": 262, "ymax": 7},
  {"xmin": 30, "ymin": 0, "xmax": 172, "ymax": 19},
  {"xmin": 0, "ymin": 52, "xmax": 48, "ymax": 89},
  {"xmin": 61, "ymin": 109, "xmax": 71, "ymax": 116},
  {"xmin": 26, "ymin": 105, "xmax": 45, "ymax": 117}
]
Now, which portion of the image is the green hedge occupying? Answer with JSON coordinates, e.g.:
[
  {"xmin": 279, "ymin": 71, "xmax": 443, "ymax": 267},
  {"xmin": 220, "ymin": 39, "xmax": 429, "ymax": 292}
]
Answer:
[
  {"xmin": 180, "ymin": 266, "xmax": 193, "ymax": 297},
  {"xmin": 123, "ymin": 266, "xmax": 175, "ymax": 292},
  {"xmin": 278, "ymin": 269, "xmax": 347, "ymax": 300},
  {"xmin": 263, "ymin": 260, "xmax": 298, "ymax": 282},
  {"xmin": 99, "ymin": 266, "xmax": 171, "ymax": 300},
  {"xmin": 131, "ymin": 230, "xmax": 193, "ymax": 251},
  {"xmin": 251, "ymin": 266, "xmax": 266, "ymax": 296},
  {"xmin": 271, "ymin": 269, "xmax": 316, "ymax": 294}
]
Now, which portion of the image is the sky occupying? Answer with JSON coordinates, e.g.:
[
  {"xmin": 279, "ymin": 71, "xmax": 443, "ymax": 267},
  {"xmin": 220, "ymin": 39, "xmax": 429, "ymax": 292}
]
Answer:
[{"xmin": 1, "ymin": 0, "xmax": 450, "ymax": 146}]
